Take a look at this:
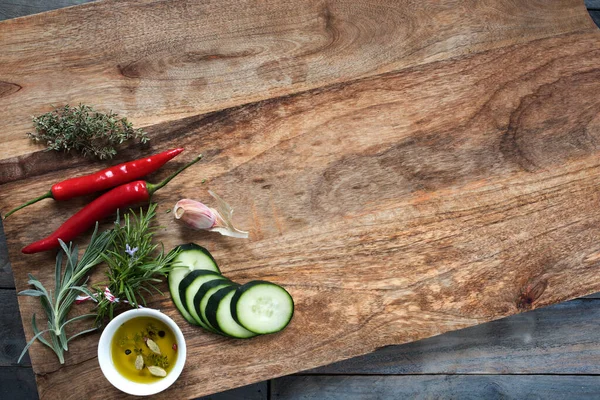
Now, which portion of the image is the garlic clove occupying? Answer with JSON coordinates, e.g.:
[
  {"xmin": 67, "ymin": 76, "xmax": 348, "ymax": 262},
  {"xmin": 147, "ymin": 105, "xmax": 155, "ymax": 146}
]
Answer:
[
  {"xmin": 146, "ymin": 338, "xmax": 161, "ymax": 355},
  {"xmin": 147, "ymin": 365, "xmax": 167, "ymax": 377},
  {"xmin": 135, "ymin": 354, "xmax": 144, "ymax": 370},
  {"xmin": 173, "ymin": 199, "xmax": 216, "ymax": 230},
  {"xmin": 173, "ymin": 191, "xmax": 249, "ymax": 239}
]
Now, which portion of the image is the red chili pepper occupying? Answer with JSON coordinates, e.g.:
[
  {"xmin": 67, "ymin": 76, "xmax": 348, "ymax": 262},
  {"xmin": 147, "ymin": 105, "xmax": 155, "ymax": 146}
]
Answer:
[
  {"xmin": 4, "ymin": 148, "xmax": 184, "ymax": 219},
  {"xmin": 21, "ymin": 154, "xmax": 202, "ymax": 254}
]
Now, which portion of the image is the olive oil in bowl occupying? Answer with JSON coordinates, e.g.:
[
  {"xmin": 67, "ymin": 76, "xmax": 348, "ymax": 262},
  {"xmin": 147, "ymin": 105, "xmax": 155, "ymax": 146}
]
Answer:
[
  {"xmin": 111, "ymin": 317, "xmax": 178, "ymax": 383},
  {"xmin": 99, "ymin": 309, "xmax": 186, "ymax": 395}
]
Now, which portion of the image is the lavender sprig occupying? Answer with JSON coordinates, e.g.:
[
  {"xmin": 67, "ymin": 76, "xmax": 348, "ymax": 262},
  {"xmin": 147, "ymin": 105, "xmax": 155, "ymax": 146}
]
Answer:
[{"xmin": 18, "ymin": 223, "xmax": 115, "ymax": 364}]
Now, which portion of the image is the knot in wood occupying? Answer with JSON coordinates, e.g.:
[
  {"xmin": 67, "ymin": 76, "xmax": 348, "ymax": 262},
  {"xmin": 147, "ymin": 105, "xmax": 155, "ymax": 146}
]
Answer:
[{"xmin": 517, "ymin": 279, "xmax": 548, "ymax": 311}]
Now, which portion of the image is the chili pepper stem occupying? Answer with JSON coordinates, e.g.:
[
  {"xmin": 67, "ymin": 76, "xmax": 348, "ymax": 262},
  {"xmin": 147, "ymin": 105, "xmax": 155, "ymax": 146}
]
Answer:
[
  {"xmin": 4, "ymin": 191, "xmax": 54, "ymax": 219},
  {"xmin": 146, "ymin": 154, "xmax": 203, "ymax": 196}
]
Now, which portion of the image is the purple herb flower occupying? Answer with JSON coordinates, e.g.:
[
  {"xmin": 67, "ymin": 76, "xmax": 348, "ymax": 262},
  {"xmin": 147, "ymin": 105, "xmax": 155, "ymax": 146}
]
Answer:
[{"xmin": 125, "ymin": 244, "xmax": 138, "ymax": 257}]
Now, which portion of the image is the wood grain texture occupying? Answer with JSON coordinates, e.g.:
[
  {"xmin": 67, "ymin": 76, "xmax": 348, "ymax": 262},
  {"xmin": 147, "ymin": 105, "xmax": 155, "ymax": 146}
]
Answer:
[
  {"xmin": 0, "ymin": 0, "xmax": 596, "ymax": 167},
  {"xmin": 271, "ymin": 375, "xmax": 600, "ymax": 400},
  {"xmin": 1, "ymin": 0, "xmax": 600, "ymax": 399},
  {"xmin": 310, "ymin": 299, "xmax": 600, "ymax": 374}
]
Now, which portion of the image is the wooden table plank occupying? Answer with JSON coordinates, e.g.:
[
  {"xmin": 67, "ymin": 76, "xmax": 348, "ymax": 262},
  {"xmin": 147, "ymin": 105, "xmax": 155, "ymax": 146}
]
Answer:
[
  {"xmin": 272, "ymin": 375, "xmax": 600, "ymax": 399},
  {"xmin": 0, "ymin": 0, "xmax": 94, "ymax": 20},
  {"xmin": 590, "ymin": 10, "xmax": 600, "ymax": 25},
  {"xmin": 586, "ymin": 0, "xmax": 600, "ymax": 9},
  {"xmin": 0, "ymin": 219, "xmax": 14, "ymax": 289},
  {"xmin": 0, "ymin": 0, "xmax": 595, "ymax": 165},
  {"xmin": 0, "ymin": 367, "xmax": 39, "ymax": 400},
  {"xmin": 0, "ymin": 289, "xmax": 31, "ymax": 367},
  {"xmin": 199, "ymin": 383, "xmax": 267, "ymax": 400}
]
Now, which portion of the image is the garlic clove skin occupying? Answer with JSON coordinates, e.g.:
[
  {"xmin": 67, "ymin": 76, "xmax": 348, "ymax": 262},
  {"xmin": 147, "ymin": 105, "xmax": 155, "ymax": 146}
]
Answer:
[
  {"xmin": 173, "ymin": 192, "xmax": 249, "ymax": 239},
  {"xmin": 210, "ymin": 222, "xmax": 249, "ymax": 239},
  {"xmin": 173, "ymin": 199, "xmax": 216, "ymax": 230},
  {"xmin": 207, "ymin": 190, "xmax": 249, "ymax": 239}
]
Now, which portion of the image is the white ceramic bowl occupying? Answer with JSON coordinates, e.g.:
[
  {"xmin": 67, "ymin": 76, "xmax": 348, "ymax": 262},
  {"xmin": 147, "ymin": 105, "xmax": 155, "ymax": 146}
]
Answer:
[{"xmin": 98, "ymin": 308, "xmax": 186, "ymax": 396}]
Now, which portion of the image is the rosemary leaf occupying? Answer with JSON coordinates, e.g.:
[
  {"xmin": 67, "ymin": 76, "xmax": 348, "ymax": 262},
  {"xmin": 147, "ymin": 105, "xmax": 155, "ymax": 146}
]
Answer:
[{"xmin": 95, "ymin": 204, "xmax": 180, "ymax": 324}]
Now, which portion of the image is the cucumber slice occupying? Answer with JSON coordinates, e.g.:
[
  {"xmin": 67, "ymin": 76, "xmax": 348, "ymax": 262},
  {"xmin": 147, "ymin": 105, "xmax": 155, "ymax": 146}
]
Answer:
[
  {"xmin": 195, "ymin": 279, "xmax": 234, "ymax": 330},
  {"xmin": 183, "ymin": 274, "xmax": 228, "ymax": 331},
  {"xmin": 179, "ymin": 269, "xmax": 221, "ymax": 313},
  {"xmin": 230, "ymin": 281, "xmax": 294, "ymax": 334},
  {"xmin": 172, "ymin": 243, "xmax": 220, "ymax": 272},
  {"xmin": 168, "ymin": 243, "xmax": 220, "ymax": 324},
  {"xmin": 206, "ymin": 286, "xmax": 257, "ymax": 338}
]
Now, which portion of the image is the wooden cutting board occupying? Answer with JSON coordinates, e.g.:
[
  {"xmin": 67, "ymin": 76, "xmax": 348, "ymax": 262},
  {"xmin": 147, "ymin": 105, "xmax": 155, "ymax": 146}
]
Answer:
[{"xmin": 1, "ymin": 0, "xmax": 599, "ymax": 398}]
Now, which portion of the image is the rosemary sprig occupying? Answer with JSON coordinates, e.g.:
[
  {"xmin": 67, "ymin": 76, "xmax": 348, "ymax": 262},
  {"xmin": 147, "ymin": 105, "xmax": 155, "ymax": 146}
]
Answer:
[
  {"xmin": 95, "ymin": 204, "xmax": 179, "ymax": 323},
  {"xmin": 28, "ymin": 104, "xmax": 149, "ymax": 159},
  {"xmin": 18, "ymin": 223, "xmax": 115, "ymax": 364}
]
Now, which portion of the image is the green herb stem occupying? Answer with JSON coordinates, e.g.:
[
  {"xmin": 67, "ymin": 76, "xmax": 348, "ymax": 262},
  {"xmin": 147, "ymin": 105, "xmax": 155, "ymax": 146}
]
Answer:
[
  {"xmin": 146, "ymin": 154, "xmax": 203, "ymax": 196},
  {"xmin": 95, "ymin": 204, "xmax": 180, "ymax": 324},
  {"xmin": 18, "ymin": 223, "xmax": 115, "ymax": 364}
]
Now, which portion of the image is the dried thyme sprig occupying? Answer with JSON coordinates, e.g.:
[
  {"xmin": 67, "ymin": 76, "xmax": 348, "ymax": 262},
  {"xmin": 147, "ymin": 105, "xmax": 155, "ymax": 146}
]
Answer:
[
  {"xmin": 18, "ymin": 223, "xmax": 115, "ymax": 364},
  {"xmin": 28, "ymin": 104, "xmax": 149, "ymax": 159}
]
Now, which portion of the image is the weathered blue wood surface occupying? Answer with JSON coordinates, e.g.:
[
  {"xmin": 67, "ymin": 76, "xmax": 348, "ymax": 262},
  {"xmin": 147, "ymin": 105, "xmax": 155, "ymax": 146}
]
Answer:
[
  {"xmin": 590, "ymin": 10, "xmax": 600, "ymax": 25},
  {"xmin": 585, "ymin": 0, "xmax": 600, "ymax": 9},
  {"xmin": 272, "ymin": 376, "xmax": 600, "ymax": 399}
]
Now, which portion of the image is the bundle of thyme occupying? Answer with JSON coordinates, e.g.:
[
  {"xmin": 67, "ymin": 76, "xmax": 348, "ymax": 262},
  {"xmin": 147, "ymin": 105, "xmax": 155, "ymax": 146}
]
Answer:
[
  {"xmin": 18, "ymin": 224, "xmax": 115, "ymax": 364},
  {"xmin": 28, "ymin": 104, "xmax": 149, "ymax": 159},
  {"xmin": 95, "ymin": 204, "xmax": 179, "ymax": 323}
]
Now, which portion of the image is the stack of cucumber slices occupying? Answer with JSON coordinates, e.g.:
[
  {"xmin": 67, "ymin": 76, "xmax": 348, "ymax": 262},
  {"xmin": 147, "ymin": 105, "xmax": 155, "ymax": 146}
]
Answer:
[{"xmin": 168, "ymin": 243, "xmax": 294, "ymax": 338}]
